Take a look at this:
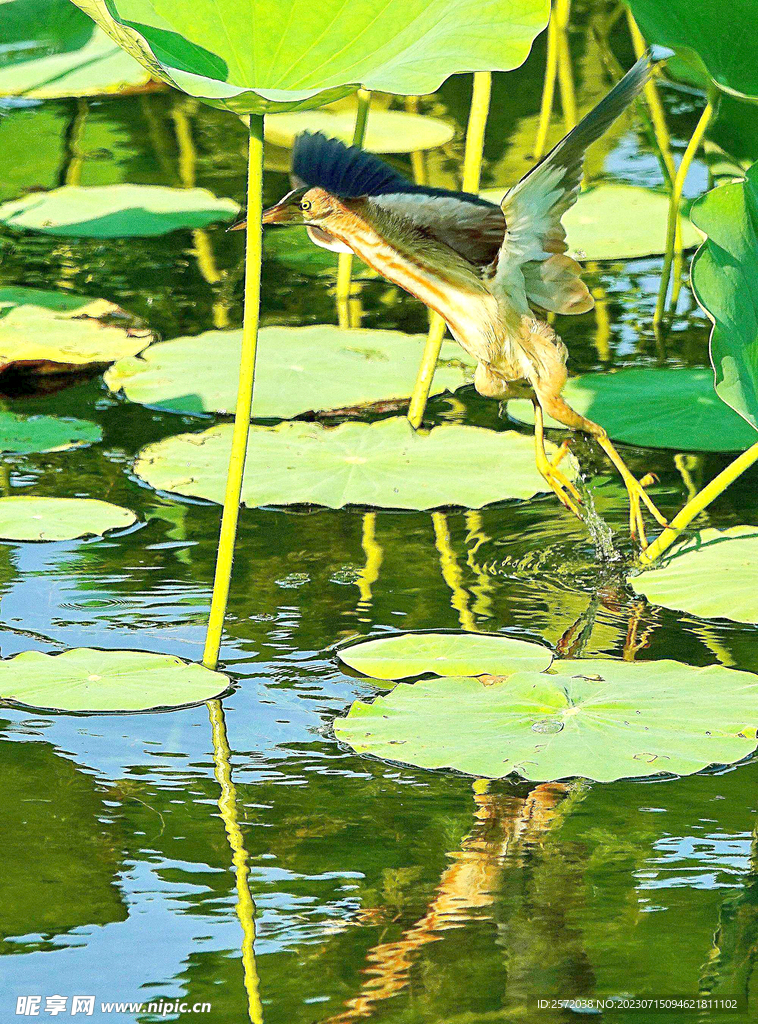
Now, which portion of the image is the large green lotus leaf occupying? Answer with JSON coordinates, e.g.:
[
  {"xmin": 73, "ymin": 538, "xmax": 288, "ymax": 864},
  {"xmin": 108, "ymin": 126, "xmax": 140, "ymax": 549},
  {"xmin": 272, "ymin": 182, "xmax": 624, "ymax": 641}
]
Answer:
[
  {"xmin": 0, "ymin": 185, "xmax": 240, "ymax": 238},
  {"xmin": 480, "ymin": 184, "xmax": 700, "ymax": 260},
  {"xmin": 105, "ymin": 327, "xmax": 475, "ymax": 418},
  {"xmin": 338, "ymin": 631, "xmax": 553, "ymax": 680},
  {"xmin": 0, "ymin": 648, "xmax": 229, "ymax": 712},
  {"xmin": 690, "ymin": 164, "xmax": 758, "ymax": 433},
  {"xmin": 0, "ymin": 0, "xmax": 93, "ymax": 58},
  {"xmin": 0, "ymin": 412, "xmax": 102, "ymax": 454},
  {"xmin": 335, "ymin": 658, "xmax": 758, "ymax": 782},
  {"xmin": 0, "ymin": 25, "xmax": 152, "ymax": 99},
  {"xmin": 0, "ymin": 286, "xmax": 151, "ymax": 374},
  {"xmin": 507, "ymin": 368, "xmax": 758, "ymax": 452},
  {"xmin": 0, "ymin": 497, "xmax": 137, "ymax": 541},
  {"xmin": 134, "ymin": 417, "xmax": 567, "ymax": 510},
  {"xmin": 626, "ymin": 0, "xmax": 758, "ymax": 100},
  {"xmin": 631, "ymin": 526, "xmax": 758, "ymax": 625},
  {"xmin": 264, "ymin": 110, "xmax": 455, "ymax": 154},
  {"xmin": 71, "ymin": 0, "xmax": 550, "ymax": 113}
]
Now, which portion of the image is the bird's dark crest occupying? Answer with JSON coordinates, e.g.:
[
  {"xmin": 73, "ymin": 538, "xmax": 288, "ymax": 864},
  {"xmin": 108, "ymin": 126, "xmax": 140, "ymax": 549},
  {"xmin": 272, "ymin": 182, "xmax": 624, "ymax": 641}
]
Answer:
[{"xmin": 292, "ymin": 132, "xmax": 409, "ymax": 199}]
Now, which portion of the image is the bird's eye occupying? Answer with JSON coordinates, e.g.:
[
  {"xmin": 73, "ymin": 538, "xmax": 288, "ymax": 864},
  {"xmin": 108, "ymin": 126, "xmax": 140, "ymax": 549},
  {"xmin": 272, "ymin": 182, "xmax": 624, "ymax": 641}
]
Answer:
[{"xmin": 300, "ymin": 199, "xmax": 312, "ymax": 212}]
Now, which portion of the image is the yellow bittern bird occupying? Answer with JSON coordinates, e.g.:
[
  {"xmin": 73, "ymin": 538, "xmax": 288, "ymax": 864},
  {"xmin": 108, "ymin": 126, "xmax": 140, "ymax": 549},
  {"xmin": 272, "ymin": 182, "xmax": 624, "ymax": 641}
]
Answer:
[{"xmin": 237, "ymin": 52, "xmax": 668, "ymax": 547}]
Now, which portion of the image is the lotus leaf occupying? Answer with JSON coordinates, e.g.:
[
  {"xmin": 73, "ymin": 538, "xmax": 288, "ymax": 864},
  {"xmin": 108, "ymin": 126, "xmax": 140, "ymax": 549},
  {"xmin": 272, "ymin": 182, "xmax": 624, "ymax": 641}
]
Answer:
[
  {"xmin": 690, "ymin": 164, "xmax": 758, "ymax": 433},
  {"xmin": 508, "ymin": 368, "xmax": 758, "ymax": 452},
  {"xmin": 0, "ymin": 287, "xmax": 151, "ymax": 374},
  {"xmin": 134, "ymin": 417, "xmax": 569, "ymax": 510},
  {"xmin": 0, "ymin": 647, "xmax": 229, "ymax": 712},
  {"xmin": 264, "ymin": 109, "xmax": 455, "ymax": 154},
  {"xmin": 0, "ymin": 185, "xmax": 240, "ymax": 238},
  {"xmin": 631, "ymin": 526, "xmax": 758, "ymax": 625},
  {"xmin": 70, "ymin": 0, "xmax": 550, "ymax": 113},
  {"xmin": 480, "ymin": 183, "xmax": 701, "ymax": 260},
  {"xmin": 0, "ymin": 497, "xmax": 138, "ymax": 541},
  {"xmin": 338, "ymin": 631, "xmax": 553, "ymax": 680},
  {"xmin": 105, "ymin": 327, "xmax": 475, "ymax": 418},
  {"xmin": 0, "ymin": 412, "xmax": 102, "ymax": 454},
  {"xmin": 335, "ymin": 658, "xmax": 758, "ymax": 782}
]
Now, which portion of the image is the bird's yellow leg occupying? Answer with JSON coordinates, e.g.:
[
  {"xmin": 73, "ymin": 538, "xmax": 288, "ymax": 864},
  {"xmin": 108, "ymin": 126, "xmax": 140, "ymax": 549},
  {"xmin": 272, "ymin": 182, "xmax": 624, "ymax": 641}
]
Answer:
[
  {"xmin": 594, "ymin": 433, "xmax": 668, "ymax": 549},
  {"xmin": 533, "ymin": 399, "xmax": 583, "ymax": 518}
]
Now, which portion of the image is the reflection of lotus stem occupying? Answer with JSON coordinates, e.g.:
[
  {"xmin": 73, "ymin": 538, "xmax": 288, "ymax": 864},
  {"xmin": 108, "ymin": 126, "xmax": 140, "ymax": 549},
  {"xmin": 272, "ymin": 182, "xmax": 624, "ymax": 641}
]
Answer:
[
  {"xmin": 555, "ymin": 0, "xmax": 576, "ymax": 132},
  {"xmin": 464, "ymin": 510, "xmax": 494, "ymax": 619},
  {"xmin": 337, "ymin": 89, "xmax": 372, "ymax": 330},
  {"xmin": 357, "ymin": 512, "xmax": 383, "ymax": 612},
  {"xmin": 640, "ymin": 439, "xmax": 758, "ymax": 566},
  {"xmin": 405, "ymin": 96, "xmax": 428, "ymax": 186},
  {"xmin": 674, "ymin": 452, "xmax": 702, "ymax": 502},
  {"xmin": 653, "ymin": 98, "xmax": 715, "ymax": 332},
  {"xmin": 208, "ymin": 700, "xmax": 263, "ymax": 1023},
  {"xmin": 203, "ymin": 116, "xmax": 264, "ymax": 669},
  {"xmin": 586, "ymin": 263, "xmax": 611, "ymax": 362},
  {"xmin": 534, "ymin": 13, "xmax": 559, "ymax": 161},
  {"xmin": 58, "ymin": 98, "xmax": 88, "ymax": 187},
  {"xmin": 407, "ymin": 72, "xmax": 492, "ymax": 429},
  {"xmin": 432, "ymin": 512, "xmax": 476, "ymax": 631}
]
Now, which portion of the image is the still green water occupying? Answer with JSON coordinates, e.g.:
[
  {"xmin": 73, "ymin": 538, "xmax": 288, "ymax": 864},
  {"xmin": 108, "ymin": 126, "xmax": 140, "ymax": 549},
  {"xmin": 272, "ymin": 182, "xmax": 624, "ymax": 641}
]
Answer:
[{"xmin": 1, "ymin": 6, "xmax": 758, "ymax": 1023}]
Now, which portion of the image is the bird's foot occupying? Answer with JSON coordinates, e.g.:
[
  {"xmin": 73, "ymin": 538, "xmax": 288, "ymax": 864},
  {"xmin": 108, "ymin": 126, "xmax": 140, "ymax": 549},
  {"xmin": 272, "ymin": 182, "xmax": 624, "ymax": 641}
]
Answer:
[
  {"xmin": 594, "ymin": 435, "xmax": 667, "ymax": 550},
  {"xmin": 536, "ymin": 440, "xmax": 583, "ymax": 518}
]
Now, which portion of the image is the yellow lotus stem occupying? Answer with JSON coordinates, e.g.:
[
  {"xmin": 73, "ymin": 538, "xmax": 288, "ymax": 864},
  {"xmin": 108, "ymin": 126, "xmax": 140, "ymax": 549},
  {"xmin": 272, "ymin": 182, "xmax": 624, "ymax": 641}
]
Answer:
[
  {"xmin": 626, "ymin": 11, "xmax": 676, "ymax": 185},
  {"xmin": 555, "ymin": 0, "xmax": 577, "ymax": 132},
  {"xmin": 208, "ymin": 700, "xmax": 263, "ymax": 1023},
  {"xmin": 61, "ymin": 98, "xmax": 88, "ymax": 187},
  {"xmin": 653, "ymin": 98, "xmax": 714, "ymax": 332},
  {"xmin": 640, "ymin": 438, "xmax": 758, "ymax": 566},
  {"xmin": 432, "ymin": 512, "xmax": 476, "ymax": 631},
  {"xmin": 534, "ymin": 13, "xmax": 559, "ymax": 161},
  {"xmin": 203, "ymin": 115, "xmax": 264, "ymax": 670},
  {"xmin": 336, "ymin": 89, "xmax": 372, "ymax": 329},
  {"xmin": 356, "ymin": 512, "xmax": 383, "ymax": 611},
  {"xmin": 407, "ymin": 72, "xmax": 492, "ymax": 429}
]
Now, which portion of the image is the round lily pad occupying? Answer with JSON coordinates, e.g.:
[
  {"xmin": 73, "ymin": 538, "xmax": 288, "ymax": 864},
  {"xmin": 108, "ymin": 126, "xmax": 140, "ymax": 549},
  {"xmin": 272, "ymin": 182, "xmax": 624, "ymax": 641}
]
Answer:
[
  {"xmin": 0, "ymin": 185, "xmax": 240, "ymax": 238},
  {"xmin": 338, "ymin": 631, "xmax": 553, "ymax": 680},
  {"xmin": 0, "ymin": 286, "xmax": 151, "ymax": 374},
  {"xmin": 0, "ymin": 497, "xmax": 137, "ymax": 541},
  {"xmin": 134, "ymin": 417, "xmax": 569, "ymax": 511},
  {"xmin": 631, "ymin": 526, "xmax": 758, "ymax": 625},
  {"xmin": 335, "ymin": 658, "xmax": 758, "ymax": 782},
  {"xmin": 0, "ymin": 412, "xmax": 101, "ymax": 454},
  {"xmin": 507, "ymin": 368, "xmax": 758, "ymax": 452},
  {"xmin": 105, "ymin": 327, "xmax": 475, "ymax": 419},
  {"xmin": 264, "ymin": 109, "xmax": 455, "ymax": 154},
  {"xmin": 0, "ymin": 648, "xmax": 229, "ymax": 713},
  {"xmin": 479, "ymin": 184, "xmax": 701, "ymax": 261}
]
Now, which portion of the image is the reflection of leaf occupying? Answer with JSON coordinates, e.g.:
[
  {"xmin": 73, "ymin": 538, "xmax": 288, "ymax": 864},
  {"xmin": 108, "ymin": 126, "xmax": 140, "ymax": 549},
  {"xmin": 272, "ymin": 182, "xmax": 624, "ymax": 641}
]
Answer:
[
  {"xmin": 105, "ymin": 327, "xmax": 475, "ymax": 419},
  {"xmin": 338, "ymin": 631, "xmax": 552, "ymax": 680},
  {"xmin": 631, "ymin": 526, "xmax": 758, "ymax": 625},
  {"xmin": 0, "ymin": 497, "xmax": 137, "ymax": 541},
  {"xmin": 690, "ymin": 165, "xmax": 758, "ymax": 433},
  {"xmin": 508, "ymin": 368, "xmax": 758, "ymax": 452},
  {"xmin": 0, "ymin": 412, "xmax": 101, "ymax": 454},
  {"xmin": 336, "ymin": 658, "xmax": 758, "ymax": 781},
  {"xmin": 134, "ymin": 417, "xmax": 570, "ymax": 510}
]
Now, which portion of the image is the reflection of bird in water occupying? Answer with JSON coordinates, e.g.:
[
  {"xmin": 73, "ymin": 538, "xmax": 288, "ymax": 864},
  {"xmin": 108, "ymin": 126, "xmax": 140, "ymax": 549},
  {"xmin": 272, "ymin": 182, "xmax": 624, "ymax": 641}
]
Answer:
[{"xmin": 237, "ymin": 53, "xmax": 668, "ymax": 547}]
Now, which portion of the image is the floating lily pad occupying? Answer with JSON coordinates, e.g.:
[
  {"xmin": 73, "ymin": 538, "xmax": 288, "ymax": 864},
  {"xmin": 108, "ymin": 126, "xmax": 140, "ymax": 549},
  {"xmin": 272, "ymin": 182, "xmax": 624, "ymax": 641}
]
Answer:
[
  {"xmin": 0, "ymin": 648, "xmax": 229, "ymax": 713},
  {"xmin": 507, "ymin": 368, "xmax": 758, "ymax": 452},
  {"xmin": 338, "ymin": 631, "xmax": 553, "ymax": 680},
  {"xmin": 631, "ymin": 526, "xmax": 758, "ymax": 625},
  {"xmin": 105, "ymin": 327, "xmax": 475, "ymax": 419},
  {"xmin": 0, "ymin": 286, "xmax": 151, "ymax": 374},
  {"xmin": 335, "ymin": 658, "xmax": 758, "ymax": 782},
  {"xmin": 0, "ymin": 185, "xmax": 240, "ymax": 238},
  {"xmin": 479, "ymin": 184, "xmax": 700, "ymax": 260},
  {"xmin": 0, "ymin": 497, "xmax": 137, "ymax": 541},
  {"xmin": 690, "ymin": 164, "xmax": 758, "ymax": 433},
  {"xmin": 264, "ymin": 109, "xmax": 455, "ymax": 154},
  {"xmin": 0, "ymin": 412, "xmax": 101, "ymax": 454},
  {"xmin": 134, "ymin": 417, "xmax": 568, "ymax": 510}
]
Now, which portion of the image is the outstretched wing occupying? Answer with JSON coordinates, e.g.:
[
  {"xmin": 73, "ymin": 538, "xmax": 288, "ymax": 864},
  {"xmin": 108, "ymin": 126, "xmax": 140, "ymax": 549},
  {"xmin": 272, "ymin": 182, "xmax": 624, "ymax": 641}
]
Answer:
[{"xmin": 493, "ymin": 51, "xmax": 657, "ymax": 316}]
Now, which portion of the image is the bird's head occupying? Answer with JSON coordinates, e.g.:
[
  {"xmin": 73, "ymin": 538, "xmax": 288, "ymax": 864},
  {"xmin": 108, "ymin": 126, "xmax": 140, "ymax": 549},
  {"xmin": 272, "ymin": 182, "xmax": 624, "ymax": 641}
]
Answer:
[{"xmin": 229, "ymin": 185, "xmax": 339, "ymax": 232}]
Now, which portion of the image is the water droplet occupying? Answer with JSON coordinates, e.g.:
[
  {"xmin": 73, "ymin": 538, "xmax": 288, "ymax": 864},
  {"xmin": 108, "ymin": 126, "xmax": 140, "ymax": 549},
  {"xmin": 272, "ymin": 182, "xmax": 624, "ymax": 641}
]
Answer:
[{"xmin": 532, "ymin": 718, "xmax": 564, "ymax": 735}]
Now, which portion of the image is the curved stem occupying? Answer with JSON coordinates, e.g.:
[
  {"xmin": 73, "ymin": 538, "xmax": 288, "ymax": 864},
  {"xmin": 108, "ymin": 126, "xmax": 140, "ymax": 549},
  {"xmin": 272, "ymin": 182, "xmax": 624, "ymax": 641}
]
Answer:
[
  {"xmin": 640, "ymin": 439, "xmax": 758, "ymax": 566},
  {"xmin": 208, "ymin": 700, "xmax": 263, "ymax": 1023},
  {"xmin": 202, "ymin": 115, "xmax": 264, "ymax": 670},
  {"xmin": 432, "ymin": 512, "xmax": 476, "ymax": 631},
  {"xmin": 336, "ymin": 89, "xmax": 371, "ymax": 329},
  {"xmin": 407, "ymin": 72, "xmax": 492, "ymax": 429},
  {"xmin": 653, "ymin": 98, "xmax": 715, "ymax": 332},
  {"xmin": 534, "ymin": 14, "xmax": 559, "ymax": 161}
]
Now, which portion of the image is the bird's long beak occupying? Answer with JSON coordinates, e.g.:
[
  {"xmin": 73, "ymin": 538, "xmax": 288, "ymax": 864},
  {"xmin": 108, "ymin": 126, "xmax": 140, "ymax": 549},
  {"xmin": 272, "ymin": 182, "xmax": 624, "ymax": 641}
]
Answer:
[{"xmin": 228, "ymin": 201, "xmax": 306, "ymax": 231}]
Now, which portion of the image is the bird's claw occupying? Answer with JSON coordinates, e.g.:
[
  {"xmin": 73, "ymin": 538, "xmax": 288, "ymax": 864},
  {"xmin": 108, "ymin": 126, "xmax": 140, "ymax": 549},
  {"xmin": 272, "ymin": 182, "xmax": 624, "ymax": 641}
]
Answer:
[
  {"xmin": 537, "ymin": 449, "xmax": 583, "ymax": 518},
  {"xmin": 594, "ymin": 436, "xmax": 668, "ymax": 550}
]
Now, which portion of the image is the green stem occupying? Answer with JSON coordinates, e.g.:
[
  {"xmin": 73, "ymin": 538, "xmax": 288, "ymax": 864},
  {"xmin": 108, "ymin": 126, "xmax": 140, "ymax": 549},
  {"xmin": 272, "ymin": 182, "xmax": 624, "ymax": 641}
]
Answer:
[
  {"xmin": 58, "ymin": 97, "xmax": 88, "ymax": 188},
  {"xmin": 407, "ymin": 72, "xmax": 492, "ymax": 429},
  {"xmin": 202, "ymin": 115, "xmax": 264, "ymax": 670},
  {"xmin": 336, "ymin": 89, "xmax": 371, "ymax": 329},
  {"xmin": 555, "ymin": 0, "xmax": 576, "ymax": 132},
  {"xmin": 653, "ymin": 97, "xmax": 715, "ymax": 332},
  {"xmin": 640, "ymin": 439, "xmax": 758, "ymax": 566},
  {"xmin": 534, "ymin": 12, "xmax": 559, "ymax": 161},
  {"xmin": 208, "ymin": 700, "xmax": 263, "ymax": 1023}
]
